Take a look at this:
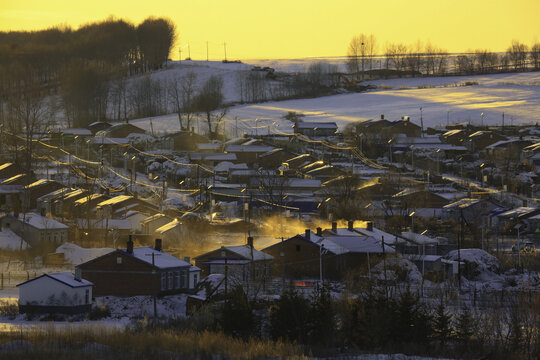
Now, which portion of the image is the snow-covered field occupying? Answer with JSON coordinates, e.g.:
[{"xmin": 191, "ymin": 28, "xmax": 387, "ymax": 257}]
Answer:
[{"xmin": 129, "ymin": 61, "xmax": 539, "ymax": 136}]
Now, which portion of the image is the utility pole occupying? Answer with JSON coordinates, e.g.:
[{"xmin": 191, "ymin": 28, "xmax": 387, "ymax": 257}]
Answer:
[
  {"xmin": 277, "ymin": 236, "xmax": 285, "ymax": 292},
  {"xmin": 420, "ymin": 107, "xmax": 424, "ymax": 137},
  {"xmin": 206, "ymin": 41, "xmax": 209, "ymax": 61},
  {"xmin": 459, "ymin": 209, "xmax": 463, "ymax": 291},
  {"xmin": 188, "ymin": 43, "xmax": 191, "ymax": 59},
  {"xmin": 223, "ymin": 42, "xmax": 227, "ymax": 61},
  {"xmin": 382, "ymin": 236, "xmax": 388, "ymax": 298}
]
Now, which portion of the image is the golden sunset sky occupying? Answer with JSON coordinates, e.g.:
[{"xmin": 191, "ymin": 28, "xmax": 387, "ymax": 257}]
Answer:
[{"xmin": 1, "ymin": 0, "xmax": 538, "ymax": 60}]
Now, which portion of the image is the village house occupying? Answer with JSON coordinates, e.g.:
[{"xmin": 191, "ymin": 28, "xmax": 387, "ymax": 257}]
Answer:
[
  {"xmin": 141, "ymin": 213, "xmax": 174, "ymax": 234},
  {"xmin": 194, "ymin": 238, "xmax": 274, "ymax": 287},
  {"xmin": 161, "ymin": 131, "xmax": 209, "ymax": 151},
  {"xmin": 77, "ymin": 237, "xmax": 200, "ymax": 296},
  {"xmin": 442, "ymin": 198, "xmax": 503, "ymax": 225},
  {"xmin": 24, "ymin": 179, "xmax": 65, "ymax": 210},
  {"xmin": 0, "ymin": 162, "xmax": 24, "ymax": 180},
  {"xmin": 17, "ymin": 272, "xmax": 94, "ymax": 314},
  {"xmin": 96, "ymin": 123, "xmax": 146, "ymax": 138},
  {"xmin": 0, "ymin": 212, "xmax": 69, "ymax": 248},
  {"xmin": 86, "ymin": 121, "xmax": 112, "ymax": 135},
  {"xmin": 155, "ymin": 218, "xmax": 183, "ymax": 244},
  {"xmin": 293, "ymin": 122, "xmax": 338, "ymax": 137},
  {"xmin": 224, "ymin": 144, "xmax": 276, "ymax": 164}
]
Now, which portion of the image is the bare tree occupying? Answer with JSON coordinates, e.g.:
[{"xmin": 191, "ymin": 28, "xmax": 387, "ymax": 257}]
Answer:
[
  {"xmin": 347, "ymin": 34, "xmax": 376, "ymax": 79},
  {"xmin": 168, "ymin": 71, "xmax": 198, "ymax": 131},
  {"xmin": 385, "ymin": 43, "xmax": 408, "ymax": 73},
  {"xmin": 530, "ymin": 42, "xmax": 540, "ymax": 70},
  {"xmin": 194, "ymin": 75, "xmax": 227, "ymax": 139},
  {"xmin": 507, "ymin": 40, "xmax": 529, "ymax": 71},
  {"xmin": 5, "ymin": 68, "xmax": 54, "ymax": 172}
]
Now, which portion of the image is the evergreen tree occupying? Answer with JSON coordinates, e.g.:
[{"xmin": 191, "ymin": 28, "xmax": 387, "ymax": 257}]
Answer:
[
  {"xmin": 308, "ymin": 286, "xmax": 335, "ymax": 346},
  {"xmin": 269, "ymin": 289, "xmax": 310, "ymax": 343},
  {"xmin": 433, "ymin": 301, "xmax": 453, "ymax": 347},
  {"xmin": 454, "ymin": 306, "xmax": 475, "ymax": 347}
]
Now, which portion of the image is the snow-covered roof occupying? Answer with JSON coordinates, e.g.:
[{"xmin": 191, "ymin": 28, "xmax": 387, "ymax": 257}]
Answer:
[
  {"xmin": 443, "ymin": 198, "xmax": 483, "ymax": 209},
  {"xmin": 74, "ymin": 193, "xmax": 103, "ymax": 205},
  {"xmin": 294, "ymin": 122, "xmax": 337, "ymax": 129},
  {"xmin": 155, "ymin": 219, "xmax": 181, "ymax": 234},
  {"xmin": 442, "ymin": 129, "xmax": 464, "ymax": 137},
  {"xmin": 56, "ymin": 243, "xmax": 114, "ymax": 265},
  {"xmin": 0, "ymin": 163, "xmax": 13, "ymax": 171},
  {"xmin": 190, "ymin": 153, "xmax": 237, "ymax": 161},
  {"xmin": 88, "ymin": 137, "xmax": 129, "ymax": 145},
  {"xmin": 141, "ymin": 213, "xmax": 170, "ymax": 224},
  {"xmin": 498, "ymin": 207, "xmax": 538, "ymax": 218},
  {"xmin": 197, "ymin": 143, "xmax": 222, "ymax": 151},
  {"xmin": 15, "ymin": 213, "xmax": 68, "ymax": 230},
  {"xmin": 213, "ymin": 161, "xmax": 248, "ymax": 172},
  {"xmin": 354, "ymin": 226, "xmax": 402, "ymax": 244},
  {"xmin": 225, "ymin": 145, "xmax": 276, "ymax": 153},
  {"xmin": 17, "ymin": 272, "xmax": 93, "ymax": 288},
  {"xmin": 60, "ymin": 128, "xmax": 92, "ymax": 136},
  {"xmin": 124, "ymin": 246, "xmax": 192, "ymax": 269},
  {"xmin": 322, "ymin": 235, "xmax": 395, "ymax": 254},
  {"xmin": 400, "ymin": 231, "xmax": 439, "ymax": 245},
  {"xmin": 0, "ymin": 228, "xmax": 28, "ymax": 250},
  {"xmin": 97, "ymin": 195, "xmax": 133, "ymax": 207},
  {"xmin": 25, "ymin": 179, "xmax": 54, "ymax": 189},
  {"xmin": 224, "ymin": 245, "xmax": 274, "ymax": 261},
  {"xmin": 285, "ymin": 179, "xmax": 321, "ymax": 188}
]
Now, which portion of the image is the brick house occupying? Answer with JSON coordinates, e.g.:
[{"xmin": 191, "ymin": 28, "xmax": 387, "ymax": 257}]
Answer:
[
  {"xmin": 194, "ymin": 238, "xmax": 273, "ymax": 286},
  {"xmin": 76, "ymin": 238, "xmax": 200, "ymax": 296}
]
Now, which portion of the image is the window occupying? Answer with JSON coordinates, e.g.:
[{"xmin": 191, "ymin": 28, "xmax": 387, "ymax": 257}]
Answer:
[
  {"xmin": 117, "ymin": 257, "xmax": 122, "ymax": 264},
  {"xmin": 85, "ymin": 289, "xmax": 90, "ymax": 304},
  {"xmin": 181, "ymin": 271, "xmax": 187, "ymax": 288},
  {"xmin": 161, "ymin": 273, "xmax": 166, "ymax": 290},
  {"xmin": 174, "ymin": 271, "xmax": 180, "ymax": 289},
  {"xmin": 168, "ymin": 271, "xmax": 173, "ymax": 289},
  {"xmin": 296, "ymin": 245, "xmax": 301, "ymax": 252},
  {"xmin": 193, "ymin": 274, "xmax": 198, "ymax": 287}
]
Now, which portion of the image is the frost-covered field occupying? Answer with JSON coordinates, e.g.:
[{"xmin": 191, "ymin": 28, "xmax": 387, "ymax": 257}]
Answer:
[{"xmin": 129, "ymin": 61, "xmax": 540, "ymax": 136}]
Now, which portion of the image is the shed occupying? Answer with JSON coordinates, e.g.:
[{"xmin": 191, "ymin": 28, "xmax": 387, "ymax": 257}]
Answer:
[{"xmin": 17, "ymin": 272, "xmax": 93, "ymax": 314}]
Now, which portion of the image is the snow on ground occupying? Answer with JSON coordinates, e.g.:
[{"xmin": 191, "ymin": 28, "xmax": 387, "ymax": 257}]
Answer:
[
  {"xmin": 141, "ymin": 60, "xmax": 252, "ymax": 103},
  {"xmin": 445, "ymin": 248, "xmax": 502, "ymax": 275},
  {"xmin": 96, "ymin": 294, "xmax": 188, "ymax": 319},
  {"xmin": 55, "ymin": 243, "xmax": 114, "ymax": 266},
  {"xmin": 129, "ymin": 71, "xmax": 540, "ymax": 138}
]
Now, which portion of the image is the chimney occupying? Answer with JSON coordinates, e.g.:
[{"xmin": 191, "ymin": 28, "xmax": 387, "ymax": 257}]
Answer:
[
  {"xmin": 305, "ymin": 229, "xmax": 311, "ymax": 240},
  {"xmin": 316, "ymin": 227, "xmax": 322, "ymax": 236},
  {"xmin": 74, "ymin": 268, "xmax": 82, "ymax": 281},
  {"xmin": 154, "ymin": 238, "xmax": 162, "ymax": 251},
  {"xmin": 126, "ymin": 235, "xmax": 134, "ymax": 254},
  {"xmin": 348, "ymin": 220, "xmax": 354, "ymax": 231},
  {"xmin": 366, "ymin": 221, "xmax": 373, "ymax": 232},
  {"xmin": 331, "ymin": 222, "xmax": 337, "ymax": 233},
  {"xmin": 247, "ymin": 236, "xmax": 254, "ymax": 248},
  {"xmin": 381, "ymin": 114, "xmax": 385, "ymax": 120},
  {"xmin": 40, "ymin": 208, "xmax": 46, "ymax": 217},
  {"xmin": 184, "ymin": 256, "xmax": 191, "ymax": 263}
]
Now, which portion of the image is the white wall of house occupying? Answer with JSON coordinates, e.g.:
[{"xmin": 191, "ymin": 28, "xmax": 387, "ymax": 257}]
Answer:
[
  {"xmin": 19, "ymin": 276, "xmax": 92, "ymax": 306},
  {"xmin": 127, "ymin": 213, "xmax": 146, "ymax": 232}
]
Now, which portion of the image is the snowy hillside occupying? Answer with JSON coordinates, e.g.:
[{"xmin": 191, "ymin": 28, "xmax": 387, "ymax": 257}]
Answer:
[{"xmin": 128, "ymin": 61, "xmax": 539, "ymax": 136}]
